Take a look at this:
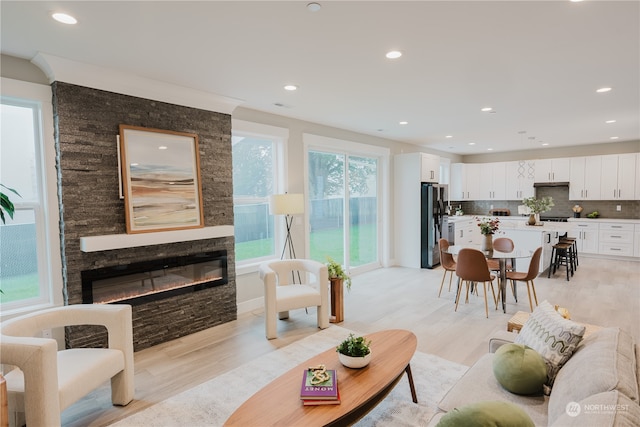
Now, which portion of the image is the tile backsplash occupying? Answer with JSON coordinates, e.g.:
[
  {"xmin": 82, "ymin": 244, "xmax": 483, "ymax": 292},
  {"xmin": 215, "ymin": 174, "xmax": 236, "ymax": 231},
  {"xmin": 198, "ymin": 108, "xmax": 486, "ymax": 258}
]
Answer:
[{"xmin": 455, "ymin": 186, "xmax": 640, "ymax": 219}]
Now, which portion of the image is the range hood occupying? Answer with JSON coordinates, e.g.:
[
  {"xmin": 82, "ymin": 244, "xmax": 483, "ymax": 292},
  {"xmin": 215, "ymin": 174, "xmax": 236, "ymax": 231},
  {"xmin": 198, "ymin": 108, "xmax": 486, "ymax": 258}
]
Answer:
[{"xmin": 533, "ymin": 181, "xmax": 570, "ymax": 187}]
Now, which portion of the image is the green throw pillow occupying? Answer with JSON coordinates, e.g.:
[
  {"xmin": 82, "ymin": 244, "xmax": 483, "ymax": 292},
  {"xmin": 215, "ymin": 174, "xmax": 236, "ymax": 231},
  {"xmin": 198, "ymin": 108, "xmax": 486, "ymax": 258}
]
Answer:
[
  {"xmin": 436, "ymin": 401, "xmax": 535, "ymax": 427},
  {"xmin": 492, "ymin": 343, "xmax": 547, "ymax": 395}
]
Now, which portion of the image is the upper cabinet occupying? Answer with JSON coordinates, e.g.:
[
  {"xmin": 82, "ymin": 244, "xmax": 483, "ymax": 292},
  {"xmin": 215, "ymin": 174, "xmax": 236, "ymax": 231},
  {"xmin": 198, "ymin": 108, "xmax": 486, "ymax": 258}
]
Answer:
[
  {"xmin": 534, "ymin": 158, "xmax": 571, "ymax": 183},
  {"xmin": 420, "ymin": 153, "xmax": 440, "ymax": 183},
  {"xmin": 569, "ymin": 156, "xmax": 601, "ymax": 200},
  {"xmin": 450, "ymin": 163, "xmax": 480, "ymax": 201},
  {"xmin": 505, "ymin": 160, "xmax": 535, "ymax": 200},
  {"xmin": 636, "ymin": 153, "xmax": 640, "ymax": 200},
  {"xmin": 395, "ymin": 152, "xmax": 440, "ymax": 184},
  {"xmin": 479, "ymin": 162, "xmax": 506, "ymax": 200},
  {"xmin": 600, "ymin": 154, "xmax": 636, "ymax": 200}
]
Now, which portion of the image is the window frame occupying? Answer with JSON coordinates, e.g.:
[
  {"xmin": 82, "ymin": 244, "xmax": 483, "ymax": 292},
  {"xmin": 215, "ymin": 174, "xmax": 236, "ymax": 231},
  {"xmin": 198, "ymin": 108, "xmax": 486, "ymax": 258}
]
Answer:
[
  {"xmin": 231, "ymin": 119, "xmax": 288, "ymax": 275},
  {"xmin": 1, "ymin": 77, "xmax": 63, "ymax": 318}
]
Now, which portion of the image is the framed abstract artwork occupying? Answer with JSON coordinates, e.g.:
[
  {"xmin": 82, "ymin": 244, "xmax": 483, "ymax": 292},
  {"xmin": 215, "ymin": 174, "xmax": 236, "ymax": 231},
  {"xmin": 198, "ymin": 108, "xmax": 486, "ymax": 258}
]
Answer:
[{"xmin": 119, "ymin": 125, "xmax": 204, "ymax": 233}]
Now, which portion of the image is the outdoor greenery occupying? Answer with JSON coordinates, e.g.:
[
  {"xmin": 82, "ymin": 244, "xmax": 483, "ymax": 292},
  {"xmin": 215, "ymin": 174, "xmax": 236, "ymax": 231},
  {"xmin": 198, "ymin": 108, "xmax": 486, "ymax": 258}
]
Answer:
[
  {"xmin": 336, "ymin": 333, "xmax": 371, "ymax": 357},
  {"xmin": 0, "ymin": 273, "xmax": 39, "ymax": 303}
]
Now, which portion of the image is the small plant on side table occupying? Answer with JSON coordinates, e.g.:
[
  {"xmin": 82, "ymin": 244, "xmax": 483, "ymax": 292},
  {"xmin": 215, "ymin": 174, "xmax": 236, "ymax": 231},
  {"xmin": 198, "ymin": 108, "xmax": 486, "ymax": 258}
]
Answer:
[{"xmin": 326, "ymin": 257, "xmax": 351, "ymax": 291}]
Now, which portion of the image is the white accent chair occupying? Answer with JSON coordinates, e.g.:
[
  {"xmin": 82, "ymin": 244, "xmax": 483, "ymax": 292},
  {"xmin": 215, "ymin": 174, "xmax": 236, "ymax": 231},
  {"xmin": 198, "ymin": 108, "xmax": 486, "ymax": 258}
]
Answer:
[
  {"xmin": 0, "ymin": 304, "xmax": 135, "ymax": 427},
  {"xmin": 259, "ymin": 259, "xmax": 329, "ymax": 339}
]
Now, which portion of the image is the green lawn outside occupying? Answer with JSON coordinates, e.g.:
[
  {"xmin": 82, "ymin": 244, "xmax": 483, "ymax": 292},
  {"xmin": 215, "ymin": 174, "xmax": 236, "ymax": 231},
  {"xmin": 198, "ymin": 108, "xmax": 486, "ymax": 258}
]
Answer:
[{"xmin": 0, "ymin": 272, "xmax": 40, "ymax": 303}]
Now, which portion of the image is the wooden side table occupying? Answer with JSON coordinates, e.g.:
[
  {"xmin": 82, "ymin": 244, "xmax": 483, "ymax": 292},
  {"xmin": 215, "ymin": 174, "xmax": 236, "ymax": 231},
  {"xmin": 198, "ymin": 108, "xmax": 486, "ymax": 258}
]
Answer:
[
  {"xmin": 507, "ymin": 310, "xmax": 602, "ymax": 337},
  {"xmin": 329, "ymin": 278, "xmax": 344, "ymax": 323}
]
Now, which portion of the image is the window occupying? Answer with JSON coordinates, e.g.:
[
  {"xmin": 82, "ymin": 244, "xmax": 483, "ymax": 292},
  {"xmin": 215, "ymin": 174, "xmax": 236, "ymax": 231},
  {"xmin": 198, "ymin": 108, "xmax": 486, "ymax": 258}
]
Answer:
[
  {"xmin": 1, "ymin": 78, "xmax": 62, "ymax": 314},
  {"xmin": 304, "ymin": 134, "xmax": 389, "ymax": 275},
  {"xmin": 231, "ymin": 120, "xmax": 287, "ymax": 266}
]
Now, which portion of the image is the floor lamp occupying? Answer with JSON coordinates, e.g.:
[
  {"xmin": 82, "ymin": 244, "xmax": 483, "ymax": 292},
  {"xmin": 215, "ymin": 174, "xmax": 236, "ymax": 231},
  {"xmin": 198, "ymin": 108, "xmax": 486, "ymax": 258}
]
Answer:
[{"xmin": 269, "ymin": 193, "xmax": 305, "ymax": 282}]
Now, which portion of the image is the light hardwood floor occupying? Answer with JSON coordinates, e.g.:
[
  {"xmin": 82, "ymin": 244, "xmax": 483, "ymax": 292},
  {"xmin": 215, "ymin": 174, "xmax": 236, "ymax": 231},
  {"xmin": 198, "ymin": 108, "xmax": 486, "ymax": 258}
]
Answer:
[{"xmin": 63, "ymin": 257, "xmax": 639, "ymax": 426}]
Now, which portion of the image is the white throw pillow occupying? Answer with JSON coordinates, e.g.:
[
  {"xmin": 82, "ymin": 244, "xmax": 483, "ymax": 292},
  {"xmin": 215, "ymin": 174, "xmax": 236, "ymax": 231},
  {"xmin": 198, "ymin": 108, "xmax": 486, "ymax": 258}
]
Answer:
[{"xmin": 514, "ymin": 300, "xmax": 585, "ymax": 393}]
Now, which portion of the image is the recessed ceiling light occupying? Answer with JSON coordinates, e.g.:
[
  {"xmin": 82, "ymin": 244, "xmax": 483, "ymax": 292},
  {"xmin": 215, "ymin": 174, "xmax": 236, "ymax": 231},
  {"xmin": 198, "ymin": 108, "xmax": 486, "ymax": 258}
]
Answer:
[
  {"xmin": 610, "ymin": 136, "xmax": 619, "ymax": 140},
  {"xmin": 399, "ymin": 121, "xmax": 408, "ymax": 125},
  {"xmin": 468, "ymin": 142, "xmax": 476, "ymax": 146},
  {"xmin": 487, "ymin": 148, "xmax": 493, "ymax": 151},
  {"xmin": 445, "ymin": 135, "xmax": 453, "ymax": 138},
  {"xmin": 158, "ymin": 146, "xmax": 168, "ymax": 150},
  {"xmin": 596, "ymin": 87, "xmax": 612, "ymax": 93},
  {"xmin": 385, "ymin": 51, "xmax": 402, "ymax": 59},
  {"xmin": 307, "ymin": 2, "xmax": 321, "ymax": 12},
  {"xmin": 570, "ymin": 0, "xmax": 583, "ymax": 2},
  {"xmin": 52, "ymin": 12, "xmax": 77, "ymax": 24},
  {"xmin": 542, "ymin": 143, "xmax": 549, "ymax": 146},
  {"xmin": 481, "ymin": 107, "xmax": 493, "ymax": 112},
  {"xmin": 605, "ymin": 120, "xmax": 617, "ymax": 124},
  {"xmin": 284, "ymin": 84, "xmax": 298, "ymax": 91}
]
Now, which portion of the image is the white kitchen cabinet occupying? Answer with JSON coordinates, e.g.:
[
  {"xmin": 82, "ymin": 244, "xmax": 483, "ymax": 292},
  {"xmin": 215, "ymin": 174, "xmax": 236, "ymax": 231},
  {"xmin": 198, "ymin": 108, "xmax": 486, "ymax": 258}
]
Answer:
[
  {"xmin": 600, "ymin": 154, "xmax": 636, "ymax": 200},
  {"xmin": 534, "ymin": 158, "xmax": 570, "ymax": 183},
  {"xmin": 395, "ymin": 152, "xmax": 440, "ymax": 184},
  {"xmin": 569, "ymin": 156, "xmax": 602, "ymax": 200},
  {"xmin": 571, "ymin": 221, "xmax": 599, "ymax": 254},
  {"xmin": 505, "ymin": 160, "xmax": 535, "ymax": 200},
  {"xmin": 452, "ymin": 219, "xmax": 477, "ymax": 245},
  {"xmin": 450, "ymin": 163, "xmax": 480, "ymax": 201},
  {"xmin": 420, "ymin": 153, "xmax": 440, "ymax": 183},
  {"xmin": 479, "ymin": 162, "xmax": 506, "ymax": 200},
  {"xmin": 635, "ymin": 153, "xmax": 640, "ymax": 200},
  {"xmin": 599, "ymin": 222, "xmax": 634, "ymax": 257}
]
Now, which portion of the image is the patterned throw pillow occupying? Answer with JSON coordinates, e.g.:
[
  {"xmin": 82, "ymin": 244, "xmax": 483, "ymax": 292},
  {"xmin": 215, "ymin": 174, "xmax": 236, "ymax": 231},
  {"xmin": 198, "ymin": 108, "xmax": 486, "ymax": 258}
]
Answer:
[{"xmin": 514, "ymin": 300, "xmax": 585, "ymax": 392}]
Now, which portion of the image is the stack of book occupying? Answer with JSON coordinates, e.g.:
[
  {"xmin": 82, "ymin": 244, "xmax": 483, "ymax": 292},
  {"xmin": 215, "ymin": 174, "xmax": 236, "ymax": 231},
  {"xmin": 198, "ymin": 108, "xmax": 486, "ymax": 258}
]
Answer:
[{"xmin": 300, "ymin": 366, "xmax": 340, "ymax": 406}]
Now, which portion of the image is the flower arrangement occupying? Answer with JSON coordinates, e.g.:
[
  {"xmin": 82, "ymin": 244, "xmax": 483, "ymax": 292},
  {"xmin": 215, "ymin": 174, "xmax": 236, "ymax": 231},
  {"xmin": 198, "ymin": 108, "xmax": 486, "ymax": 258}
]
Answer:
[
  {"xmin": 326, "ymin": 256, "xmax": 352, "ymax": 291},
  {"xmin": 475, "ymin": 217, "xmax": 500, "ymax": 235},
  {"xmin": 522, "ymin": 196, "xmax": 554, "ymax": 214}
]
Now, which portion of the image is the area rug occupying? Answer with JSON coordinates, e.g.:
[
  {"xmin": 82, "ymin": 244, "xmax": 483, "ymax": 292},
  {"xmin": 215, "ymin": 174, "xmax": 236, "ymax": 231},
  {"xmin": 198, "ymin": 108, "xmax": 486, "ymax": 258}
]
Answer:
[{"xmin": 111, "ymin": 326, "xmax": 468, "ymax": 426}]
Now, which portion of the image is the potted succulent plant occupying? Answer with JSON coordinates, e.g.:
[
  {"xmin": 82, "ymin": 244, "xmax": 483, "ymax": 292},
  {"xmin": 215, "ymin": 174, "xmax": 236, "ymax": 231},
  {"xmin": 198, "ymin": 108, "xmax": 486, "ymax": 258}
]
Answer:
[{"xmin": 336, "ymin": 333, "xmax": 372, "ymax": 368}]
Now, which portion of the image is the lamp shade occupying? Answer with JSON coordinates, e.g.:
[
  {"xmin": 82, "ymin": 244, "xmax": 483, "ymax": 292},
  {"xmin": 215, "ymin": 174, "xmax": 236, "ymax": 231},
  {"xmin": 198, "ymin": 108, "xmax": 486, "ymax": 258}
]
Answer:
[{"xmin": 269, "ymin": 193, "xmax": 304, "ymax": 215}]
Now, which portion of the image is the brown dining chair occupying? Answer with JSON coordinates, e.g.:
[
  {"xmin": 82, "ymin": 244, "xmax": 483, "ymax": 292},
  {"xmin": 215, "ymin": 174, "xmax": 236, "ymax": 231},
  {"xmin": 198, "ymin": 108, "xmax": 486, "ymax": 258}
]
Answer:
[
  {"xmin": 438, "ymin": 238, "xmax": 457, "ymax": 297},
  {"xmin": 454, "ymin": 248, "xmax": 497, "ymax": 318},
  {"xmin": 505, "ymin": 247, "xmax": 543, "ymax": 312}
]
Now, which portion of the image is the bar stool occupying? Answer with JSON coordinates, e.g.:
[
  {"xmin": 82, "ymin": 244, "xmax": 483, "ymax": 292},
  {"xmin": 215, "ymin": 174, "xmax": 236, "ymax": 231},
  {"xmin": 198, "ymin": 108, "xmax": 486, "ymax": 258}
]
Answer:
[
  {"xmin": 548, "ymin": 241, "xmax": 573, "ymax": 281},
  {"xmin": 559, "ymin": 236, "xmax": 578, "ymax": 272}
]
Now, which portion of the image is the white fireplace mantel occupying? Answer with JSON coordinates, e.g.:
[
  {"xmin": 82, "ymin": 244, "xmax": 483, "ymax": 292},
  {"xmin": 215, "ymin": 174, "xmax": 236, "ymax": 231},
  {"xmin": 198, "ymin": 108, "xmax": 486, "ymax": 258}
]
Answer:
[{"xmin": 80, "ymin": 225, "xmax": 234, "ymax": 252}]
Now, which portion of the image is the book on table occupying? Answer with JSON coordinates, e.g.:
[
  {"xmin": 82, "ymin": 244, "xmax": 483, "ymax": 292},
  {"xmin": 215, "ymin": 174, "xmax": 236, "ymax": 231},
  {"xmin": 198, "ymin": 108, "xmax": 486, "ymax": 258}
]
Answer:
[
  {"xmin": 302, "ymin": 389, "xmax": 341, "ymax": 406},
  {"xmin": 300, "ymin": 367, "xmax": 339, "ymax": 402}
]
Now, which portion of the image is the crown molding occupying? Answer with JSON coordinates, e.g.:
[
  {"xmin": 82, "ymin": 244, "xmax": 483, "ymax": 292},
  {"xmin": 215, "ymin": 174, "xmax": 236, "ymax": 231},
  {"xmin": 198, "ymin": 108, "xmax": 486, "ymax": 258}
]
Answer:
[{"xmin": 32, "ymin": 52, "xmax": 243, "ymax": 114}]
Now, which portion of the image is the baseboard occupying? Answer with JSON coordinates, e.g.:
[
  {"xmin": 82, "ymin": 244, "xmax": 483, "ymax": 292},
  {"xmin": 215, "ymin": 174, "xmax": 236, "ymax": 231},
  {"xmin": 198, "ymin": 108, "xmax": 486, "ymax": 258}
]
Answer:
[{"xmin": 237, "ymin": 296, "xmax": 264, "ymax": 315}]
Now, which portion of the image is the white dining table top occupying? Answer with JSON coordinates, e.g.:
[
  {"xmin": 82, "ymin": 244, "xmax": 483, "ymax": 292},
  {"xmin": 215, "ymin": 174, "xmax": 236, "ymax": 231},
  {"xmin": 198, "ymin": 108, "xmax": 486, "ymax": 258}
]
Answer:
[{"xmin": 444, "ymin": 244, "xmax": 533, "ymax": 259}]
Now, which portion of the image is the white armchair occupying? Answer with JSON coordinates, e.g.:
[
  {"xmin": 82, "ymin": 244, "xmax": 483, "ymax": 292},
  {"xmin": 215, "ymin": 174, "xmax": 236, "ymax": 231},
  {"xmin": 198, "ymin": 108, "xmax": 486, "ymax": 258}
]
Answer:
[
  {"xmin": 0, "ymin": 304, "xmax": 135, "ymax": 427},
  {"xmin": 259, "ymin": 259, "xmax": 329, "ymax": 339}
]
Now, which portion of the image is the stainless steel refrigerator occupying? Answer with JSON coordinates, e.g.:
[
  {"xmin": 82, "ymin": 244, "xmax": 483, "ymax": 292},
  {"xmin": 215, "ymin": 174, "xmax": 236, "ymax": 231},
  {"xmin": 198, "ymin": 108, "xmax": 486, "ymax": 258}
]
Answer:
[{"xmin": 421, "ymin": 183, "xmax": 448, "ymax": 268}]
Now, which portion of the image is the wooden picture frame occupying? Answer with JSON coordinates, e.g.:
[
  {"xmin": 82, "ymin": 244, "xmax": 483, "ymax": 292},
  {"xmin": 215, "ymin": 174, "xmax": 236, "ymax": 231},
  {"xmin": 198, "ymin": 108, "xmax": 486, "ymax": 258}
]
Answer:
[{"xmin": 119, "ymin": 125, "xmax": 204, "ymax": 234}]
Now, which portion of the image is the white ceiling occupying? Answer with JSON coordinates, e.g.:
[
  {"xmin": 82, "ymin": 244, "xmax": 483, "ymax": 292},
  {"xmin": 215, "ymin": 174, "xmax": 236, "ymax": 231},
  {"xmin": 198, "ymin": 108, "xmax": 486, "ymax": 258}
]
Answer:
[{"xmin": 2, "ymin": 1, "xmax": 639, "ymax": 155}]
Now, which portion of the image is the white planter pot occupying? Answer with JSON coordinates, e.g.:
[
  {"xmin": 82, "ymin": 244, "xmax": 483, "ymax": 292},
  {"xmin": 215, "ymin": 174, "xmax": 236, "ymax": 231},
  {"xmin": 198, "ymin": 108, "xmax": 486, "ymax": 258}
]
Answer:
[{"xmin": 338, "ymin": 351, "xmax": 372, "ymax": 368}]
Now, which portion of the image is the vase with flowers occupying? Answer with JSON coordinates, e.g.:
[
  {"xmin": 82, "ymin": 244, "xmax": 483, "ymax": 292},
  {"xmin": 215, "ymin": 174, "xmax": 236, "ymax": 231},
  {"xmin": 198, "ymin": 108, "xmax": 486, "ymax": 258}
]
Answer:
[
  {"xmin": 475, "ymin": 217, "xmax": 500, "ymax": 251},
  {"xmin": 522, "ymin": 196, "xmax": 554, "ymax": 225}
]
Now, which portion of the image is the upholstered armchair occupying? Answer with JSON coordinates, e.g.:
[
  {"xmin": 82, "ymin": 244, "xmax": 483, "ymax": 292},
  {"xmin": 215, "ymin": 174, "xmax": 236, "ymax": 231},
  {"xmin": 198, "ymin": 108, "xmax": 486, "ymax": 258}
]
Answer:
[
  {"xmin": 259, "ymin": 259, "xmax": 329, "ymax": 339},
  {"xmin": 0, "ymin": 304, "xmax": 135, "ymax": 427}
]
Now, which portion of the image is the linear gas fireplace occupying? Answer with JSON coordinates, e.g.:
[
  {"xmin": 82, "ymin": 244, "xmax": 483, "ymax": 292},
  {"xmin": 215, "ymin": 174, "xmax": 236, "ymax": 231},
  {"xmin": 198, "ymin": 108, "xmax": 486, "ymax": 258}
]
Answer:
[{"xmin": 82, "ymin": 250, "xmax": 228, "ymax": 305}]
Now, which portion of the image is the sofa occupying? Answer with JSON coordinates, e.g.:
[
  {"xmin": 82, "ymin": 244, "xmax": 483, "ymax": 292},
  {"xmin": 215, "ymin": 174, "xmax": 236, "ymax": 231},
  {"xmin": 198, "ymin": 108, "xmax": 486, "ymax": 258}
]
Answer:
[{"xmin": 429, "ymin": 304, "xmax": 640, "ymax": 426}]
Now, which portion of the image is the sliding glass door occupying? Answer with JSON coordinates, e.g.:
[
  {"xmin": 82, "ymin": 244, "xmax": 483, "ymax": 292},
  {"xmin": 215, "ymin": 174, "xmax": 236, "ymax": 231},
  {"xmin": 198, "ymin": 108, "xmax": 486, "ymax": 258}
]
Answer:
[{"xmin": 307, "ymin": 150, "xmax": 379, "ymax": 271}]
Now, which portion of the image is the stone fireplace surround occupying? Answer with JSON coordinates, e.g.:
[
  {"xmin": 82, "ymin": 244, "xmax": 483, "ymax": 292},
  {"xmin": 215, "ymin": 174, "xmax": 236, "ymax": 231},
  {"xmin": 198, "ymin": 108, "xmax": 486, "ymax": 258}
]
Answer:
[{"xmin": 52, "ymin": 82, "xmax": 236, "ymax": 351}]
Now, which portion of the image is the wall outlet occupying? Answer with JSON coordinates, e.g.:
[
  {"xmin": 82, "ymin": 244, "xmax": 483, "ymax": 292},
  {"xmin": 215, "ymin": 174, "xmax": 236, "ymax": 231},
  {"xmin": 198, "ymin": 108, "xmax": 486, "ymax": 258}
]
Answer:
[
  {"xmin": 42, "ymin": 329, "xmax": 52, "ymax": 339},
  {"xmin": 490, "ymin": 204, "xmax": 494, "ymax": 210},
  {"xmin": 616, "ymin": 205, "xmax": 621, "ymax": 211}
]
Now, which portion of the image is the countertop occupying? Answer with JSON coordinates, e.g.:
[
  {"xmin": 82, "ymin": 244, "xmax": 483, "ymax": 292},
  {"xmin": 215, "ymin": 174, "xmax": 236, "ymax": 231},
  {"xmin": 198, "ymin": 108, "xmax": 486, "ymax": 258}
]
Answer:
[
  {"xmin": 447, "ymin": 215, "xmax": 573, "ymax": 233},
  {"xmin": 567, "ymin": 217, "xmax": 640, "ymax": 224}
]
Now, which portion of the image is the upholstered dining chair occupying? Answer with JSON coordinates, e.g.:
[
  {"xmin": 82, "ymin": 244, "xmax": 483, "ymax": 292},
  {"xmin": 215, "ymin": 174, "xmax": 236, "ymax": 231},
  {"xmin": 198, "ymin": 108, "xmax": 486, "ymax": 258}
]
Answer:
[
  {"xmin": 505, "ymin": 246, "xmax": 543, "ymax": 312},
  {"xmin": 259, "ymin": 259, "xmax": 329, "ymax": 339},
  {"xmin": 486, "ymin": 237, "xmax": 516, "ymax": 298},
  {"xmin": 454, "ymin": 248, "xmax": 498, "ymax": 318},
  {"xmin": 438, "ymin": 238, "xmax": 457, "ymax": 297},
  {"xmin": 0, "ymin": 304, "xmax": 135, "ymax": 427}
]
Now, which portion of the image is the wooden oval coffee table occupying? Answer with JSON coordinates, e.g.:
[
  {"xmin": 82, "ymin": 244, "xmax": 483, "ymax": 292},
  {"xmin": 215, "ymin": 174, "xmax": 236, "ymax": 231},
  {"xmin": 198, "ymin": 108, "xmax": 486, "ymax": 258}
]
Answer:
[{"xmin": 224, "ymin": 329, "xmax": 417, "ymax": 426}]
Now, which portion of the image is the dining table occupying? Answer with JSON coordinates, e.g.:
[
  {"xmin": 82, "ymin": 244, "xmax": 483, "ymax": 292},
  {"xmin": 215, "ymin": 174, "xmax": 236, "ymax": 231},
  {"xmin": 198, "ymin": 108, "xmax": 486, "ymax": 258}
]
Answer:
[{"xmin": 443, "ymin": 244, "xmax": 534, "ymax": 313}]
